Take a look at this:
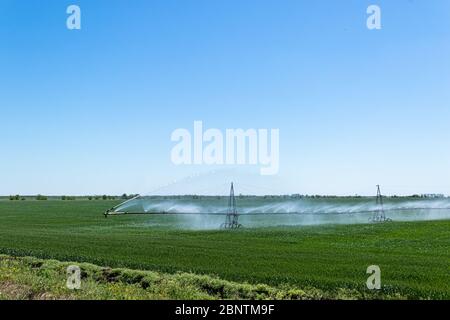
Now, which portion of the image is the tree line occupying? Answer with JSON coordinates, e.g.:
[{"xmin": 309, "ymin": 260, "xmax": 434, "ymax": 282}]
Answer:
[{"xmin": 8, "ymin": 194, "xmax": 138, "ymax": 201}]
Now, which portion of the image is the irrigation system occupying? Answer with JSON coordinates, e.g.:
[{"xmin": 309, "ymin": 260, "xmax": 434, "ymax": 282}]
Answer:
[
  {"xmin": 103, "ymin": 184, "xmax": 414, "ymax": 228},
  {"xmin": 220, "ymin": 182, "xmax": 242, "ymax": 229},
  {"xmin": 104, "ymin": 183, "xmax": 243, "ymax": 228},
  {"xmin": 369, "ymin": 185, "xmax": 392, "ymax": 223}
]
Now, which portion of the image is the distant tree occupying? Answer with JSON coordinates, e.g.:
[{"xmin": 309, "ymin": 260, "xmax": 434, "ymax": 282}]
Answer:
[
  {"xmin": 36, "ymin": 194, "xmax": 47, "ymax": 200},
  {"xmin": 102, "ymin": 195, "xmax": 107, "ymax": 200},
  {"xmin": 61, "ymin": 195, "xmax": 66, "ymax": 200},
  {"xmin": 88, "ymin": 196, "xmax": 92, "ymax": 200},
  {"xmin": 121, "ymin": 193, "xmax": 128, "ymax": 199}
]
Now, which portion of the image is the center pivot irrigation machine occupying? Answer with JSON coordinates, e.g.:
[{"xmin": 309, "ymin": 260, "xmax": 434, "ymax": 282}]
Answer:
[
  {"xmin": 104, "ymin": 184, "xmax": 393, "ymax": 226},
  {"xmin": 104, "ymin": 182, "xmax": 243, "ymax": 229}
]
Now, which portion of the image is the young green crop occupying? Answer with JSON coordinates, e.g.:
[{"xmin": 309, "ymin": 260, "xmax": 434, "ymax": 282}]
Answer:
[{"xmin": 0, "ymin": 200, "xmax": 448, "ymax": 299}]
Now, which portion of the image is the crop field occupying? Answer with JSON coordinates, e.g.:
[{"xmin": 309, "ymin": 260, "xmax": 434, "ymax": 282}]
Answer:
[{"xmin": 0, "ymin": 200, "xmax": 448, "ymax": 299}]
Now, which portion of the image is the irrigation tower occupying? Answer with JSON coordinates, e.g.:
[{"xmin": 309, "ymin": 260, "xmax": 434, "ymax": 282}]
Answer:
[
  {"xmin": 371, "ymin": 185, "xmax": 391, "ymax": 222},
  {"xmin": 221, "ymin": 182, "xmax": 242, "ymax": 229}
]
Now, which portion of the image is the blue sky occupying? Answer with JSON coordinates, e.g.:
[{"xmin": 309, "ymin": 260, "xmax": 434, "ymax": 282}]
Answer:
[{"xmin": 1, "ymin": 0, "xmax": 450, "ymax": 196}]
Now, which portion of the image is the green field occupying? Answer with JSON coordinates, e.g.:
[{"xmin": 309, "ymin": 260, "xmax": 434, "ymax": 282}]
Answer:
[{"xmin": 0, "ymin": 200, "xmax": 448, "ymax": 299}]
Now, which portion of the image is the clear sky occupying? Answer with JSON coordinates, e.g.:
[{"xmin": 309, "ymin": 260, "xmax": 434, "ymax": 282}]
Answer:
[{"xmin": 1, "ymin": 0, "xmax": 450, "ymax": 196}]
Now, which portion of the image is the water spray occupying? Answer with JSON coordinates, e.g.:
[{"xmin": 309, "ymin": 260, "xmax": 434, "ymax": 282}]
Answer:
[{"xmin": 104, "ymin": 194, "xmax": 141, "ymax": 218}]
